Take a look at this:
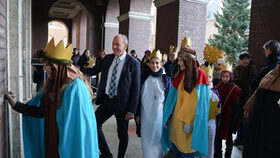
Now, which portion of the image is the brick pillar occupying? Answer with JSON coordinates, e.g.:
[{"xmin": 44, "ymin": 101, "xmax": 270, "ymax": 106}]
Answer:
[
  {"xmin": 118, "ymin": 11, "xmax": 153, "ymax": 58},
  {"xmin": 104, "ymin": 22, "xmax": 119, "ymax": 53},
  {"xmin": 103, "ymin": 0, "xmax": 119, "ymax": 53},
  {"xmin": 155, "ymin": 0, "xmax": 209, "ymax": 62},
  {"xmin": 0, "ymin": 0, "xmax": 9, "ymax": 157},
  {"xmin": 249, "ymin": 0, "xmax": 280, "ymax": 68}
]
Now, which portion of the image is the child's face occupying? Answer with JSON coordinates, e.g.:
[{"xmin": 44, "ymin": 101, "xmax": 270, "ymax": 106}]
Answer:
[
  {"xmin": 178, "ymin": 57, "xmax": 185, "ymax": 70},
  {"xmin": 149, "ymin": 57, "xmax": 161, "ymax": 72},
  {"xmin": 214, "ymin": 63, "xmax": 221, "ymax": 70},
  {"xmin": 240, "ymin": 57, "xmax": 250, "ymax": 67},
  {"xmin": 221, "ymin": 72, "xmax": 230, "ymax": 84}
]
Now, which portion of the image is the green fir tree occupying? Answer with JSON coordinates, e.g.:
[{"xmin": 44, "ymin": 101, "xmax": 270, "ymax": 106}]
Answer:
[{"xmin": 208, "ymin": 0, "xmax": 250, "ymax": 66}]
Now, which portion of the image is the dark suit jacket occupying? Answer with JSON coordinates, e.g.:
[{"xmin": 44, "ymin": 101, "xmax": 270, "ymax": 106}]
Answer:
[{"xmin": 84, "ymin": 53, "xmax": 141, "ymax": 114}]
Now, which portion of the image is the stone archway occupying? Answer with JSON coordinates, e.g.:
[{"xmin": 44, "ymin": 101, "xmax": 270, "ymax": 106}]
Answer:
[
  {"xmin": 48, "ymin": 20, "xmax": 69, "ymax": 46},
  {"xmin": 48, "ymin": 0, "xmax": 92, "ymax": 54}
]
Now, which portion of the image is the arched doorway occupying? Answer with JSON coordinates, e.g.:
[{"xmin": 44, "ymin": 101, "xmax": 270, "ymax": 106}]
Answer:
[
  {"xmin": 48, "ymin": 20, "xmax": 69, "ymax": 47},
  {"xmin": 48, "ymin": 0, "xmax": 93, "ymax": 55}
]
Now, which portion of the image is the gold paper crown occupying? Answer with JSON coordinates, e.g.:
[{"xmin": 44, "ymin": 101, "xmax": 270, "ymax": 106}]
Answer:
[
  {"xmin": 181, "ymin": 37, "xmax": 192, "ymax": 48},
  {"xmin": 169, "ymin": 45, "xmax": 179, "ymax": 54},
  {"xmin": 203, "ymin": 44, "xmax": 224, "ymax": 64},
  {"xmin": 201, "ymin": 65, "xmax": 213, "ymax": 77},
  {"xmin": 219, "ymin": 58, "xmax": 232, "ymax": 72},
  {"xmin": 86, "ymin": 56, "xmax": 95, "ymax": 68},
  {"xmin": 150, "ymin": 49, "xmax": 162, "ymax": 60},
  {"xmin": 162, "ymin": 54, "xmax": 168, "ymax": 61},
  {"xmin": 43, "ymin": 38, "xmax": 72, "ymax": 64}
]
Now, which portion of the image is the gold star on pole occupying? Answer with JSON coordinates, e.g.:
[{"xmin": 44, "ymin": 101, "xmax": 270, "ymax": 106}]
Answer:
[
  {"xmin": 86, "ymin": 57, "xmax": 95, "ymax": 68},
  {"xmin": 203, "ymin": 44, "xmax": 224, "ymax": 64}
]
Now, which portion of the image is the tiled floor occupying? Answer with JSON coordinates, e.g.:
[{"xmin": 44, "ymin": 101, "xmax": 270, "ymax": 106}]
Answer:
[{"xmin": 100, "ymin": 115, "xmax": 243, "ymax": 158}]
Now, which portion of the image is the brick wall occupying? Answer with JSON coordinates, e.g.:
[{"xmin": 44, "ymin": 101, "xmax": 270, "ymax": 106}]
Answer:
[
  {"xmin": 0, "ymin": 0, "xmax": 8, "ymax": 157},
  {"xmin": 104, "ymin": 0, "xmax": 119, "ymax": 53},
  {"xmin": 248, "ymin": 0, "xmax": 280, "ymax": 68},
  {"xmin": 178, "ymin": 0, "xmax": 207, "ymax": 63},
  {"xmin": 128, "ymin": 19, "xmax": 151, "ymax": 55}
]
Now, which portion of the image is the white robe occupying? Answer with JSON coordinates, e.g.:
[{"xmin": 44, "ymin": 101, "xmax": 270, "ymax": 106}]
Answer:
[
  {"xmin": 203, "ymin": 90, "xmax": 219, "ymax": 158},
  {"xmin": 141, "ymin": 75, "xmax": 165, "ymax": 158}
]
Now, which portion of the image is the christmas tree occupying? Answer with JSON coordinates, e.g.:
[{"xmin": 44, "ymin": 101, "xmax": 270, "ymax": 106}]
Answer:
[{"xmin": 208, "ymin": 0, "xmax": 250, "ymax": 66}]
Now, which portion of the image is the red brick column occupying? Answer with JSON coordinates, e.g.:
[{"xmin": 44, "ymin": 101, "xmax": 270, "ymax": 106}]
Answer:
[
  {"xmin": 0, "ymin": 0, "xmax": 9, "ymax": 157},
  {"xmin": 118, "ymin": 0, "xmax": 153, "ymax": 58},
  {"xmin": 249, "ymin": 0, "xmax": 280, "ymax": 68},
  {"xmin": 155, "ymin": 0, "xmax": 208, "ymax": 62},
  {"xmin": 118, "ymin": 11, "xmax": 153, "ymax": 58},
  {"xmin": 104, "ymin": 0, "xmax": 119, "ymax": 53}
]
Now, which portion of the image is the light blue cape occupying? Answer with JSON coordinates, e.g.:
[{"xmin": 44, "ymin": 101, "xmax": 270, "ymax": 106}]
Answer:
[{"xmin": 22, "ymin": 78, "xmax": 99, "ymax": 158}]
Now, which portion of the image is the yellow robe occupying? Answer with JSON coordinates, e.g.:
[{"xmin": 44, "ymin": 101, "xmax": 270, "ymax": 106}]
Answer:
[{"xmin": 169, "ymin": 76, "xmax": 197, "ymax": 153}]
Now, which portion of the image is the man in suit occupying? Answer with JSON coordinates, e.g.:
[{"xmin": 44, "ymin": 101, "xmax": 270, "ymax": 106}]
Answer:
[{"xmin": 84, "ymin": 34, "xmax": 141, "ymax": 158}]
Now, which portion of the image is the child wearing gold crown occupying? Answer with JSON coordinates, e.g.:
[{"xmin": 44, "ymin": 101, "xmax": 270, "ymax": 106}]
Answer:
[
  {"xmin": 161, "ymin": 43, "xmax": 210, "ymax": 158},
  {"xmin": 4, "ymin": 39, "xmax": 99, "ymax": 158},
  {"xmin": 215, "ymin": 70, "xmax": 242, "ymax": 158},
  {"xmin": 201, "ymin": 65, "xmax": 221, "ymax": 158},
  {"xmin": 136, "ymin": 49, "xmax": 171, "ymax": 158}
]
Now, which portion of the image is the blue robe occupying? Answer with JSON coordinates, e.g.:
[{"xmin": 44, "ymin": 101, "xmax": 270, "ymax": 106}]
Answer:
[{"xmin": 22, "ymin": 78, "xmax": 99, "ymax": 158}]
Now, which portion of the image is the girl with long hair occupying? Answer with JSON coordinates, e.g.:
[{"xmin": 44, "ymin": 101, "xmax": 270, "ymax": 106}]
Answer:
[{"xmin": 162, "ymin": 46, "xmax": 210, "ymax": 158}]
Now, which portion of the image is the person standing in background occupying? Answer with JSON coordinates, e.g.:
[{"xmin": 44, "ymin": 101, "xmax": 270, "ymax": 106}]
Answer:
[
  {"xmin": 77, "ymin": 49, "xmax": 90, "ymax": 71},
  {"xmin": 130, "ymin": 50, "xmax": 141, "ymax": 62},
  {"xmin": 71, "ymin": 47, "xmax": 80, "ymax": 69},
  {"xmin": 232, "ymin": 52, "xmax": 258, "ymax": 149},
  {"xmin": 164, "ymin": 45, "xmax": 179, "ymax": 78}
]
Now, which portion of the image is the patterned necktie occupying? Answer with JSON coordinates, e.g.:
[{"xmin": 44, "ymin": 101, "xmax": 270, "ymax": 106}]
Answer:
[{"xmin": 108, "ymin": 58, "xmax": 120, "ymax": 98}]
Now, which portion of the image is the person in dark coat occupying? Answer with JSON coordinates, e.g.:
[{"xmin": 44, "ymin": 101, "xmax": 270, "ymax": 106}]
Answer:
[
  {"xmin": 164, "ymin": 45, "xmax": 179, "ymax": 78},
  {"xmin": 77, "ymin": 49, "xmax": 90, "ymax": 71},
  {"xmin": 94, "ymin": 49, "xmax": 107, "ymax": 89},
  {"xmin": 243, "ymin": 61, "xmax": 280, "ymax": 158},
  {"xmin": 71, "ymin": 48, "xmax": 80, "ymax": 69},
  {"xmin": 141, "ymin": 50, "xmax": 151, "ymax": 74},
  {"xmin": 251, "ymin": 40, "xmax": 280, "ymax": 92},
  {"xmin": 130, "ymin": 50, "xmax": 141, "ymax": 62},
  {"xmin": 83, "ymin": 34, "xmax": 141, "ymax": 158},
  {"xmin": 233, "ymin": 52, "xmax": 258, "ymax": 146},
  {"xmin": 31, "ymin": 52, "xmax": 46, "ymax": 92}
]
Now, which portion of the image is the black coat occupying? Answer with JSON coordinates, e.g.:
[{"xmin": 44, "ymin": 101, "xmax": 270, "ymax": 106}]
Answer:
[
  {"xmin": 84, "ymin": 54, "xmax": 141, "ymax": 114},
  {"xmin": 246, "ymin": 88, "xmax": 280, "ymax": 158},
  {"xmin": 77, "ymin": 54, "xmax": 89, "ymax": 71},
  {"xmin": 71, "ymin": 53, "xmax": 80, "ymax": 68},
  {"xmin": 251, "ymin": 51, "xmax": 280, "ymax": 92},
  {"xmin": 234, "ymin": 62, "xmax": 258, "ymax": 105}
]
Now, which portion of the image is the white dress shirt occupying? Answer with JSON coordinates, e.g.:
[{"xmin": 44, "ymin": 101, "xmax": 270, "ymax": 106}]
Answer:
[{"xmin": 105, "ymin": 51, "xmax": 127, "ymax": 96}]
